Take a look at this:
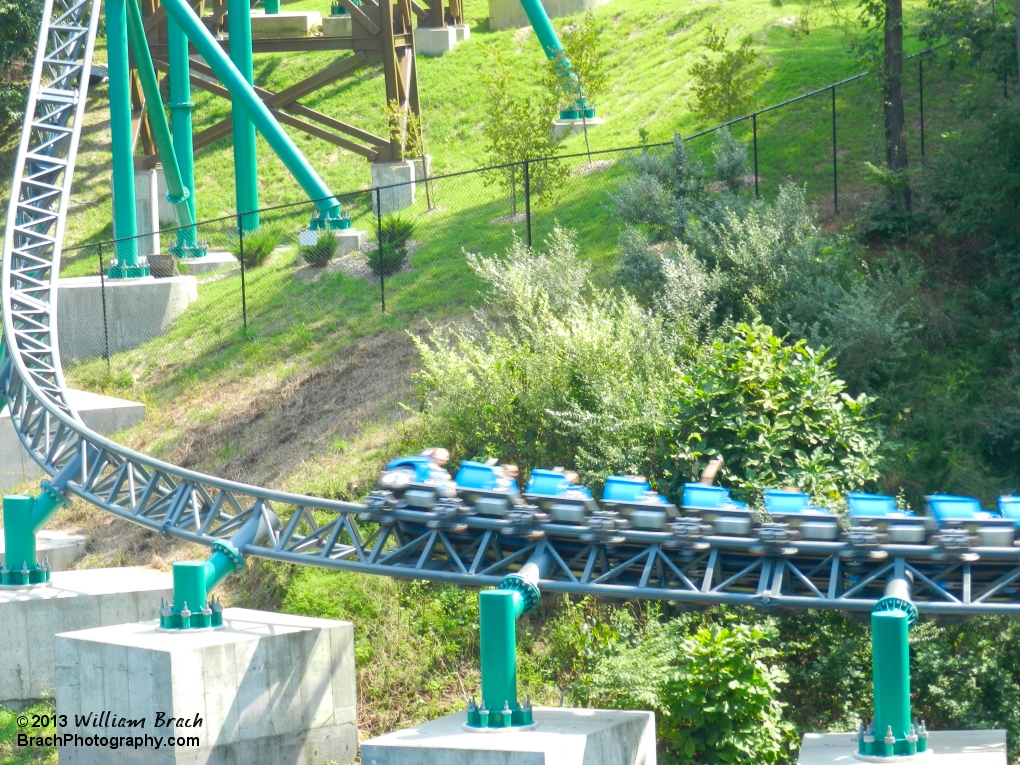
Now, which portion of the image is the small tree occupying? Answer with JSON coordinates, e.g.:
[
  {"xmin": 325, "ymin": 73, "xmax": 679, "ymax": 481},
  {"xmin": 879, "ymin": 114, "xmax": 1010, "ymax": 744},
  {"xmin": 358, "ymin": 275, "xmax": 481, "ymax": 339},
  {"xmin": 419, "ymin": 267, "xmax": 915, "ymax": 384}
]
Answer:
[
  {"xmin": 383, "ymin": 99, "xmax": 424, "ymax": 161},
  {"xmin": 541, "ymin": 12, "xmax": 608, "ymax": 113},
  {"xmin": 480, "ymin": 46, "xmax": 567, "ymax": 216},
  {"xmin": 689, "ymin": 26, "xmax": 766, "ymax": 121}
]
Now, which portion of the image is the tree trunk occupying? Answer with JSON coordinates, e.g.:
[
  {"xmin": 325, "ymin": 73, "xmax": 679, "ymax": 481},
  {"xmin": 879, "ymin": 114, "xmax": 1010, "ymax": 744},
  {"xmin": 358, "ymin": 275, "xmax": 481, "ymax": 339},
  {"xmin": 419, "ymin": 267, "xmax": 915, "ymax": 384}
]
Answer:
[{"xmin": 884, "ymin": 0, "xmax": 910, "ymax": 210}]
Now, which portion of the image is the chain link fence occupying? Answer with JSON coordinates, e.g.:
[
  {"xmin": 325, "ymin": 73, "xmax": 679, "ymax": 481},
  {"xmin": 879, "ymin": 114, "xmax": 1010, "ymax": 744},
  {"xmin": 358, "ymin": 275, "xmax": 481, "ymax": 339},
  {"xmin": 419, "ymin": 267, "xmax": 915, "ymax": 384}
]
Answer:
[{"xmin": 56, "ymin": 45, "xmax": 1007, "ymax": 387}]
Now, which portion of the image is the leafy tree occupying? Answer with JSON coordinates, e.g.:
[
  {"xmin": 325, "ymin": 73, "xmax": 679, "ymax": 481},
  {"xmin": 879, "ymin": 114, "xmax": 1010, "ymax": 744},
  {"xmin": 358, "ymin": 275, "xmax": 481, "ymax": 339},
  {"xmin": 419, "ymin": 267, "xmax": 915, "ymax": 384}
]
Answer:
[
  {"xmin": 918, "ymin": 0, "xmax": 1019, "ymax": 89},
  {"xmin": 0, "ymin": 0, "xmax": 42, "ymax": 125},
  {"xmin": 540, "ymin": 12, "xmax": 608, "ymax": 113},
  {"xmin": 480, "ymin": 46, "xmax": 567, "ymax": 216},
  {"xmin": 382, "ymin": 98, "xmax": 424, "ymax": 161},
  {"xmin": 689, "ymin": 26, "xmax": 766, "ymax": 121},
  {"xmin": 656, "ymin": 321, "xmax": 886, "ymax": 505}
]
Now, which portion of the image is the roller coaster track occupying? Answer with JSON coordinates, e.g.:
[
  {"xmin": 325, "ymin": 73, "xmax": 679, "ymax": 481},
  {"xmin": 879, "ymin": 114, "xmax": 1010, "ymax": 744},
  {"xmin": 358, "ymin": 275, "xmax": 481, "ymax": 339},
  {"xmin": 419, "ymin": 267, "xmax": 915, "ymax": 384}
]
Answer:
[{"xmin": 4, "ymin": 0, "xmax": 1020, "ymax": 617}]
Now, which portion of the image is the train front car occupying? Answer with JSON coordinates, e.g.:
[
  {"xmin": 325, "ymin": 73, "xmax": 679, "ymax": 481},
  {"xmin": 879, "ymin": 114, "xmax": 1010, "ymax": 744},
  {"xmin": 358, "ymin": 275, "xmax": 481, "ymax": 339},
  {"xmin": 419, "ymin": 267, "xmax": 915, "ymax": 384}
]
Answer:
[{"xmin": 926, "ymin": 494, "xmax": 1015, "ymax": 552}]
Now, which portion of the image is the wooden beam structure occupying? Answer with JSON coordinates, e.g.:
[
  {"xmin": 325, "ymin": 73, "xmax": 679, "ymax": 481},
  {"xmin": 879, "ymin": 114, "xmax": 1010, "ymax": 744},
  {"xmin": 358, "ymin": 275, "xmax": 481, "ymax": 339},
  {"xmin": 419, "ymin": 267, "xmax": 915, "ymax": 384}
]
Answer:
[{"xmin": 133, "ymin": 0, "xmax": 422, "ymax": 169}]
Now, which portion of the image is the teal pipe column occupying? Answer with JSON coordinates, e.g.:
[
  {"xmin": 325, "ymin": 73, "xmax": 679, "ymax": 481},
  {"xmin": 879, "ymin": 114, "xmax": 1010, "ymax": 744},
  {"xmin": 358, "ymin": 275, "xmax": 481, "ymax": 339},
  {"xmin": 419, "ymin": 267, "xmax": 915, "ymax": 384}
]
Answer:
[
  {"xmin": 872, "ymin": 610, "xmax": 911, "ymax": 753},
  {"xmin": 479, "ymin": 590, "xmax": 526, "ymax": 724},
  {"xmin": 227, "ymin": 0, "xmax": 259, "ymax": 230},
  {"xmin": 1, "ymin": 457, "xmax": 80, "ymax": 586},
  {"xmin": 265, "ymin": 0, "xmax": 280, "ymax": 13},
  {"xmin": 166, "ymin": 8, "xmax": 205, "ymax": 257},
  {"xmin": 106, "ymin": 0, "xmax": 146, "ymax": 277},
  {"xmin": 124, "ymin": 0, "xmax": 196, "ymax": 233},
  {"xmin": 161, "ymin": 0, "xmax": 342, "ymax": 220}
]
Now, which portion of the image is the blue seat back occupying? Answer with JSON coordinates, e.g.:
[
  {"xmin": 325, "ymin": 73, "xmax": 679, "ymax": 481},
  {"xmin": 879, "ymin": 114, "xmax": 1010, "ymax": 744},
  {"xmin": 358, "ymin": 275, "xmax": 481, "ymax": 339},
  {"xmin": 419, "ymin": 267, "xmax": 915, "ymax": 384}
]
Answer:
[
  {"xmin": 763, "ymin": 489, "xmax": 810, "ymax": 514},
  {"xmin": 682, "ymin": 483, "xmax": 730, "ymax": 509},
  {"xmin": 846, "ymin": 492, "xmax": 899, "ymax": 517},
  {"xmin": 999, "ymin": 496, "xmax": 1020, "ymax": 521},
  {"xmin": 603, "ymin": 476, "xmax": 651, "ymax": 503},
  {"xmin": 526, "ymin": 469, "xmax": 569, "ymax": 496},
  {"xmin": 455, "ymin": 461, "xmax": 501, "ymax": 491},
  {"xmin": 384, "ymin": 456, "xmax": 433, "ymax": 483},
  {"xmin": 926, "ymin": 494, "xmax": 989, "ymax": 521}
]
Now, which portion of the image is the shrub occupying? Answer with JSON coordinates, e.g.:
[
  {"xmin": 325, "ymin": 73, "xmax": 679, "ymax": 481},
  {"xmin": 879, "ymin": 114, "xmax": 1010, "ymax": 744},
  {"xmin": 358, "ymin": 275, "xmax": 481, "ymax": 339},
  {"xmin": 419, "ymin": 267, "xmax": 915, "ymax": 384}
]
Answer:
[
  {"xmin": 300, "ymin": 231, "xmax": 341, "ymax": 267},
  {"xmin": 657, "ymin": 623, "xmax": 795, "ymax": 764},
  {"xmin": 230, "ymin": 226, "xmax": 282, "ymax": 269},
  {"xmin": 413, "ymin": 227, "xmax": 686, "ymax": 489},
  {"xmin": 369, "ymin": 216, "xmax": 415, "ymax": 277},
  {"xmin": 690, "ymin": 26, "xmax": 766, "ymax": 121},
  {"xmin": 656, "ymin": 320, "xmax": 886, "ymax": 505},
  {"xmin": 713, "ymin": 128, "xmax": 750, "ymax": 194}
]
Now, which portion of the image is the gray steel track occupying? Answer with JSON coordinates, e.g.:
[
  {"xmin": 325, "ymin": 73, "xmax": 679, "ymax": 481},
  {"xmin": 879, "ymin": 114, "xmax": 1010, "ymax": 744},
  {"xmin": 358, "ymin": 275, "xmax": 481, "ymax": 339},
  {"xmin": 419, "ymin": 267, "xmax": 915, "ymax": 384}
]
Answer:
[{"xmin": 3, "ymin": 0, "xmax": 1020, "ymax": 616}]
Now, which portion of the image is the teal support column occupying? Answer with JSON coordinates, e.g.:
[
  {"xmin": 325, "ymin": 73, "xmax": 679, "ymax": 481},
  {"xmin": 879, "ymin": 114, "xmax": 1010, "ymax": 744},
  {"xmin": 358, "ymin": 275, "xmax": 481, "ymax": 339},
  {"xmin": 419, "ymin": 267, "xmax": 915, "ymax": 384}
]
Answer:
[
  {"xmin": 166, "ymin": 8, "xmax": 206, "ymax": 258},
  {"xmin": 227, "ymin": 0, "xmax": 259, "ymax": 231},
  {"xmin": 161, "ymin": 0, "xmax": 343, "ymax": 225},
  {"xmin": 516, "ymin": 0, "xmax": 589, "ymax": 117},
  {"xmin": 125, "ymin": 0, "xmax": 197, "ymax": 237},
  {"xmin": 106, "ymin": 0, "xmax": 146, "ymax": 277},
  {"xmin": 159, "ymin": 508, "xmax": 278, "ymax": 630},
  {"xmin": 265, "ymin": 0, "xmax": 280, "ymax": 13},
  {"xmin": 1, "ymin": 460, "xmax": 78, "ymax": 586},
  {"xmin": 479, "ymin": 590, "xmax": 525, "ymax": 725},
  {"xmin": 860, "ymin": 570, "xmax": 920, "ymax": 758}
]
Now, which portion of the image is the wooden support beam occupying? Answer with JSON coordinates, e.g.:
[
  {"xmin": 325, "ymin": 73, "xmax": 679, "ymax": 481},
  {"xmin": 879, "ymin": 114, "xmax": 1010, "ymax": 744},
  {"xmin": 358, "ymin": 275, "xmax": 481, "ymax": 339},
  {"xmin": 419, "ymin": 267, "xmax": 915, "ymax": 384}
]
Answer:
[
  {"xmin": 272, "ymin": 111, "xmax": 379, "ymax": 159},
  {"xmin": 410, "ymin": 0, "xmax": 430, "ymax": 23}
]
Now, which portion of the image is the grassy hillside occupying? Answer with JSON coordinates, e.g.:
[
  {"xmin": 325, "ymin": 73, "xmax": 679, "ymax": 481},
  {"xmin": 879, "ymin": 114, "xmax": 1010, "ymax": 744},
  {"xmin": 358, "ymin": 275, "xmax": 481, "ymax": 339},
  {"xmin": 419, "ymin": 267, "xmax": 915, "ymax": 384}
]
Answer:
[{"xmin": 55, "ymin": 0, "xmax": 928, "ymax": 247}]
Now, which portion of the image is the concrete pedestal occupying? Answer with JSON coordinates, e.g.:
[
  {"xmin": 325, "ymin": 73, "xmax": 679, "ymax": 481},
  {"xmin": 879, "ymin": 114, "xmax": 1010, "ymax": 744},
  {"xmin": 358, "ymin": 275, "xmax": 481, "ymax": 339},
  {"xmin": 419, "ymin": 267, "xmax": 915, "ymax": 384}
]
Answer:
[
  {"xmin": 488, "ymin": 0, "xmax": 610, "ymax": 30},
  {"xmin": 0, "ymin": 567, "xmax": 172, "ymax": 708},
  {"xmin": 414, "ymin": 26, "xmax": 458, "ymax": 55},
  {"xmin": 57, "ymin": 275, "xmax": 198, "ymax": 361},
  {"xmin": 1, "ymin": 530, "xmax": 86, "ymax": 571},
  {"xmin": 452, "ymin": 23, "xmax": 470, "ymax": 42},
  {"xmin": 323, "ymin": 14, "xmax": 352, "ymax": 36},
  {"xmin": 249, "ymin": 10, "xmax": 321, "ymax": 38},
  {"xmin": 54, "ymin": 608, "xmax": 357, "ymax": 765},
  {"xmin": 798, "ymin": 731, "xmax": 1007, "ymax": 764},
  {"xmin": 371, "ymin": 160, "xmax": 416, "ymax": 215},
  {"xmin": 360, "ymin": 707, "xmax": 656, "ymax": 765},
  {"xmin": 298, "ymin": 228, "xmax": 367, "ymax": 255},
  {"xmin": 1, "ymin": 388, "xmax": 146, "ymax": 490},
  {"xmin": 177, "ymin": 251, "xmax": 238, "ymax": 276},
  {"xmin": 552, "ymin": 115, "xmax": 605, "ymax": 139}
]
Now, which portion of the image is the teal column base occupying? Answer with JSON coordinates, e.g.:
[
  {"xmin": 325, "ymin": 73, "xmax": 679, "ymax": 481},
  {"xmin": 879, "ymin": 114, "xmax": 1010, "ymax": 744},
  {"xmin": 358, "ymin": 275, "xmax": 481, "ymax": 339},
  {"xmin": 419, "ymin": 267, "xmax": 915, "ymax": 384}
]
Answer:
[
  {"xmin": 559, "ymin": 107, "xmax": 596, "ymax": 120},
  {"xmin": 107, "ymin": 262, "xmax": 151, "ymax": 279},
  {"xmin": 0, "ymin": 564, "xmax": 50, "ymax": 587},
  {"xmin": 0, "ymin": 492, "xmax": 65, "ymax": 587},
  {"xmin": 310, "ymin": 207, "xmax": 352, "ymax": 230},
  {"xmin": 158, "ymin": 540, "xmax": 241, "ymax": 630},
  {"xmin": 168, "ymin": 241, "xmax": 209, "ymax": 259}
]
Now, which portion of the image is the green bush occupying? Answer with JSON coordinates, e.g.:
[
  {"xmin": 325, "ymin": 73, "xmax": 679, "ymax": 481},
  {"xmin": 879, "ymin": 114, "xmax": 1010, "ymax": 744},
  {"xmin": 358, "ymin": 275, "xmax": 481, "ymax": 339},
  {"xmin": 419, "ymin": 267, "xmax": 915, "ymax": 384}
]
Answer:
[
  {"xmin": 300, "ymin": 231, "xmax": 341, "ymax": 267},
  {"xmin": 369, "ymin": 216, "xmax": 415, "ymax": 277},
  {"xmin": 713, "ymin": 128, "xmax": 750, "ymax": 194},
  {"xmin": 230, "ymin": 226, "xmax": 282, "ymax": 269},
  {"xmin": 657, "ymin": 623, "xmax": 795, "ymax": 764},
  {"xmin": 657, "ymin": 320, "xmax": 886, "ymax": 505},
  {"xmin": 413, "ymin": 227, "xmax": 686, "ymax": 489}
]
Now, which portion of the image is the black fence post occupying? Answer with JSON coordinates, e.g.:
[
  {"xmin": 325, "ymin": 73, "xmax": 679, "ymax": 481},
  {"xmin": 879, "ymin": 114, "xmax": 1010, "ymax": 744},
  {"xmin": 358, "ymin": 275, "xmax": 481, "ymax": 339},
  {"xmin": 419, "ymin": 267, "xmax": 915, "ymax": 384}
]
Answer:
[
  {"xmin": 831, "ymin": 84, "xmax": 839, "ymax": 215},
  {"xmin": 523, "ymin": 160, "xmax": 532, "ymax": 248},
  {"xmin": 97, "ymin": 242, "xmax": 111, "ymax": 374},
  {"xmin": 376, "ymin": 187, "xmax": 385, "ymax": 314},
  {"xmin": 919, "ymin": 55, "xmax": 926, "ymax": 159},
  {"xmin": 238, "ymin": 215, "xmax": 247, "ymax": 331},
  {"xmin": 752, "ymin": 112, "xmax": 759, "ymax": 198}
]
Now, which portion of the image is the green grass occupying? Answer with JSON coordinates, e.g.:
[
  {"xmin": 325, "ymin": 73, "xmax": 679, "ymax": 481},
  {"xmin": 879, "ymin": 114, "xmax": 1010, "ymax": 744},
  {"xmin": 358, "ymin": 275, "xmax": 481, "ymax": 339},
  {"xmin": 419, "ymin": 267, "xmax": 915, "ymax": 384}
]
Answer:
[
  {"xmin": 0, "ymin": 703, "xmax": 58, "ymax": 765},
  {"xmin": 50, "ymin": 0, "xmax": 932, "ymax": 248}
]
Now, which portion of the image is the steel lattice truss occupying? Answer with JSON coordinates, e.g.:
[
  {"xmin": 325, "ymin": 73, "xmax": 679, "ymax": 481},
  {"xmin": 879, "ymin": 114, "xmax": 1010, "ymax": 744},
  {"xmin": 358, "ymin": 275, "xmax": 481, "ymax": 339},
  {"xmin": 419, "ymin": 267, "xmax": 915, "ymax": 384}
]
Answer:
[{"xmin": 4, "ymin": 0, "xmax": 1020, "ymax": 617}]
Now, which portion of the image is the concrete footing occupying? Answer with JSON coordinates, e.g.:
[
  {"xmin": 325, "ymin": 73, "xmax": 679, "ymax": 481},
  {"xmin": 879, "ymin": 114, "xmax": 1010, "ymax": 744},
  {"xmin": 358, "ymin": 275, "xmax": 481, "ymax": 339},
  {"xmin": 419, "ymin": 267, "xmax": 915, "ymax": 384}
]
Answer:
[
  {"xmin": 1, "ymin": 530, "xmax": 86, "ymax": 572},
  {"xmin": 360, "ymin": 707, "xmax": 657, "ymax": 765},
  {"xmin": 371, "ymin": 160, "xmax": 416, "ymax": 214},
  {"xmin": 57, "ymin": 275, "xmax": 198, "ymax": 361},
  {"xmin": 54, "ymin": 608, "xmax": 358, "ymax": 765},
  {"xmin": 249, "ymin": 10, "xmax": 321, "ymax": 38},
  {"xmin": 299, "ymin": 228, "xmax": 367, "ymax": 255},
  {"xmin": 0, "ymin": 567, "xmax": 172, "ymax": 708},
  {"xmin": 488, "ymin": 0, "xmax": 609, "ymax": 30},
  {"xmin": 414, "ymin": 26, "xmax": 458, "ymax": 55},
  {"xmin": 177, "ymin": 251, "xmax": 238, "ymax": 276},
  {"xmin": 323, "ymin": 14, "xmax": 352, "ymax": 36},
  {"xmin": 798, "ymin": 731, "xmax": 1007, "ymax": 764},
  {"xmin": 1, "ymin": 388, "xmax": 145, "ymax": 490},
  {"xmin": 552, "ymin": 115, "xmax": 605, "ymax": 139}
]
